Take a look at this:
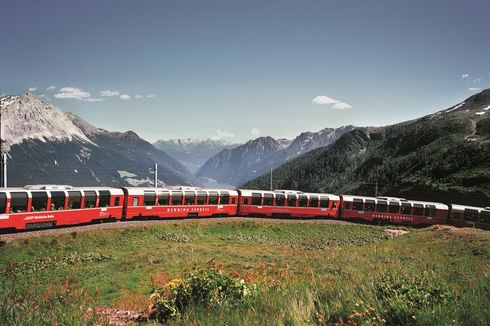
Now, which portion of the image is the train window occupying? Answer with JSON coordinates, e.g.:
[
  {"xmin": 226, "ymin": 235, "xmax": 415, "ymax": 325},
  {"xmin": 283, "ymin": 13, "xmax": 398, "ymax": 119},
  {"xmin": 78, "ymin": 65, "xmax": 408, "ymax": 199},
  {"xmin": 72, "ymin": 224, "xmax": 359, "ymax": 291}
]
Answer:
[
  {"xmin": 185, "ymin": 192, "xmax": 195, "ymax": 205},
  {"xmin": 287, "ymin": 194, "xmax": 297, "ymax": 207},
  {"xmin": 298, "ymin": 195, "xmax": 308, "ymax": 207},
  {"xmin": 84, "ymin": 191, "xmax": 97, "ymax": 208},
  {"xmin": 252, "ymin": 193, "xmax": 262, "ymax": 206},
  {"xmin": 452, "ymin": 212, "xmax": 462, "ymax": 220},
  {"xmin": 10, "ymin": 192, "xmax": 28, "ymax": 213},
  {"xmin": 413, "ymin": 204, "xmax": 424, "ymax": 216},
  {"xmin": 297, "ymin": 195, "xmax": 308, "ymax": 207},
  {"xmin": 243, "ymin": 197, "xmax": 250, "ymax": 205},
  {"xmin": 364, "ymin": 200, "xmax": 375, "ymax": 212},
  {"xmin": 115, "ymin": 197, "xmax": 120, "ymax": 206},
  {"xmin": 309, "ymin": 196, "xmax": 319, "ymax": 208},
  {"xmin": 425, "ymin": 205, "xmax": 436, "ymax": 217},
  {"xmin": 352, "ymin": 199, "xmax": 363, "ymax": 211},
  {"xmin": 144, "ymin": 192, "xmax": 156, "ymax": 206},
  {"xmin": 275, "ymin": 194, "xmax": 285, "ymax": 206},
  {"xmin": 31, "ymin": 191, "xmax": 48, "ymax": 211},
  {"xmin": 0, "ymin": 193, "xmax": 6, "ymax": 214},
  {"xmin": 376, "ymin": 200, "xmax": 387, "ymax": 213},
  {"xmin": 231, "ymin": 198, "xmax": 237, "ymax": 204},
  {"xmin": 99, "ymin": 191, "xmax": 111, "ymax": 207},
  {"xmin": 172, "ymin": 192, "xmax": 183, "ymax": 205},
  {"xmin": 158, "ymin": 192, "xmax": 169, "ymax": 205},
  {"xmin": 133, "ymin": 197, "xmax": 140, "ymax": 206},
  {"xmin": 262, "ymin": 194, "xmax": 273, "ymax": 206},
  {"xmin": 481, "ymin": 211, "xmax": 490, "ymax": 223},
  {"xmin": 50, "ymin": 191, "xmax": 66, "ymax": 210},
  {"xmin": 388, "ymin": 202, "xmax": 399, "ymax": 213},
  {"xmin": 209, "ymin": 192, "xmax": 219, "ymax": 205},
  {"xmin": 464, "ymin": 209, "xmax": 479, "ymax": 222},
  {"xmin": 197, "ymin": 191, "xmax": 207, "ymax": 205},
  {"xmin": 68, "ymin": 191, "xmax": 82, "ymax": 209},
  {"xmin": 401, "ymin": 203, "xmax": 412, "ymax": 215},
  {"xmin": 343, "ymin": 201, "xmax": 352, "ymax": 209},
  {"xmin": 220, "ymin": 192, "xmax": 230, "ymax": 205},
  {"xmin": 320, "ymin": 197, "xmax": 329, "ymax": 208}
]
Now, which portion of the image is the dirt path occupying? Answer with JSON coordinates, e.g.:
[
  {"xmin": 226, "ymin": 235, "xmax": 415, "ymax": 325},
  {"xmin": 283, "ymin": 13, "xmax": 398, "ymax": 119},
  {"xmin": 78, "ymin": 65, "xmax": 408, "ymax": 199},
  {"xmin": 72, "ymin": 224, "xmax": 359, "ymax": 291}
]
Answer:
[{"xmin": 0, "ymin": 217, "xmax": 350, "ymax": 243}]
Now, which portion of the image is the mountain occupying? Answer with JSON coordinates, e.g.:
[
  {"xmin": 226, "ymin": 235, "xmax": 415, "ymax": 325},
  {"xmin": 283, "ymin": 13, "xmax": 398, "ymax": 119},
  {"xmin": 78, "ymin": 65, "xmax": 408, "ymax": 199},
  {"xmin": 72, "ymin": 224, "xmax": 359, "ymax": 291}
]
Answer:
[
  {"xmin": 0, "ymin": 93, "xmax": 200, "ymax": 187},
  {"xmin": 153, "ymin": 138, "xmax": 239, "ymax": 173},
  {"xmin": 196, "ymin": 126, "xmax": 355, "ymax": 186},
  {"xmin": 196, "ymin": 136, "xmax": 281, "ymax": 187},
  {"xmin": 244, "ymin": 89, "xmax": 490, "ymax": 207}
]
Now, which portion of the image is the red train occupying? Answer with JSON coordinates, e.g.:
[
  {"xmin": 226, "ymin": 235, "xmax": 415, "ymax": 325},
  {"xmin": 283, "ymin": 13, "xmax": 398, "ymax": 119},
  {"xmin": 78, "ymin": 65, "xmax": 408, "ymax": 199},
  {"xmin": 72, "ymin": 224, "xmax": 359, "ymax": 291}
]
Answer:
[{"xmin": 0, "ymin": 185, "xmax": 488, "ymax": 231}]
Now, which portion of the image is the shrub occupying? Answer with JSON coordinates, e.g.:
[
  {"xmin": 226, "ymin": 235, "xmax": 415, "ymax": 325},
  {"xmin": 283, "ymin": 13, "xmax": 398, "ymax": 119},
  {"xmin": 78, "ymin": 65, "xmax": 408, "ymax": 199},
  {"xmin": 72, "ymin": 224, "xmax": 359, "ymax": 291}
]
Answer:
[
  {"xmin": 375, "ymin": 271, "xmax": 454, "ymax": 324},
  {"xmin": 149, "ymin": 264, "xmax": 259, "ymax": 322}
]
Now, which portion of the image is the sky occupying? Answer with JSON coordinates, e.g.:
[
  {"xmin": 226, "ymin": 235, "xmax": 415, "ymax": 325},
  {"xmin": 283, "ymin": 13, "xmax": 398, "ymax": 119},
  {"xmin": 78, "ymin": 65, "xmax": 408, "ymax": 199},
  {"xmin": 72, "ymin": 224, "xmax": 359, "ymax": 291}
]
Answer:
[{"xmin": 1, "ymin": 0, "xmax": 489, "ymax": 143}]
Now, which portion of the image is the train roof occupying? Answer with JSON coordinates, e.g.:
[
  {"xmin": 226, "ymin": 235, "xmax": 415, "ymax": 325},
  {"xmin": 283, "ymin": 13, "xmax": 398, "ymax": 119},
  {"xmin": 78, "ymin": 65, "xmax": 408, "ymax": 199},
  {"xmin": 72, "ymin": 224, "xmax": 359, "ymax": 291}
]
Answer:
[
  {"xmin": 342, "ymin": 194, "xmax": 448, "ymax": 209},
  {"xmin": 238, "ymin": 189, "xmax": 339, "ymax": 199},
  {"xmin": 0, "ymin": 186, "xmax": 124, "ymax": 195},
  {"xmin": 123, "ymin": 187, "xmax": 238, "ymax": 196},
  {"xmin": 451, "ymin": 204, "xmax": 490, "ymax": 213},
  {"xmin": 301, "ymin": 192, "xmax": 340, "ymax": 200}
]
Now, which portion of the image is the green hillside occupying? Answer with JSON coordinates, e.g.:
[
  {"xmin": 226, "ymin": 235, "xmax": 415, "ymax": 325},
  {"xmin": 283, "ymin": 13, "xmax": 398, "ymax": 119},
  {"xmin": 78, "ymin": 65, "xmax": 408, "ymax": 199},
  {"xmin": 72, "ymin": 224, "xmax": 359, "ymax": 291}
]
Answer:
[{"xmin": 244, "ymin": 90, "xmax": 490, "ymax": 206}]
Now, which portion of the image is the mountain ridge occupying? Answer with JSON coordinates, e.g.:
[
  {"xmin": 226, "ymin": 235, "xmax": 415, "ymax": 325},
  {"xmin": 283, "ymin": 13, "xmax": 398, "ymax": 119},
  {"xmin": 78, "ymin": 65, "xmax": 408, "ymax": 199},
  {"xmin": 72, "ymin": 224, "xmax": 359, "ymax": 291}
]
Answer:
[
  {"xmin": 0, "ymin": 94, "xmax": 200, "ymax": 187},
  {"xmin": 243, "ymin": 89, "xmax": 490, "ymax": 206},
  {"xmin": 153, "ymin": 138, "xmax": 240, "ymax": 173},
  {"xmin": 196, "ymin": 126, "xmax": 356, "ymax": 186}
]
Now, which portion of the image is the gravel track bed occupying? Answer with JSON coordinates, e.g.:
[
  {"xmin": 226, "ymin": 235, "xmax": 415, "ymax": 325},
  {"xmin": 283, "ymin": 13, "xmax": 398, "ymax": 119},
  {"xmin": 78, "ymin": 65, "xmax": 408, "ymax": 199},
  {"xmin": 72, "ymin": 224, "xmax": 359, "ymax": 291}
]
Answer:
[{"xmin": 0, "ymin": 217, "xmax": 349, "ymax": 243}]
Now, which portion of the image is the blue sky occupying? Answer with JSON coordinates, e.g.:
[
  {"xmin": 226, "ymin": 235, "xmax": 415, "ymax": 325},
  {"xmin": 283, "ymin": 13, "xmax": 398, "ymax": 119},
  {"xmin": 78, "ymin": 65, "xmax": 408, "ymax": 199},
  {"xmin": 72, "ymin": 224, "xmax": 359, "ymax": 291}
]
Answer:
[{"xmin": 1, "ymin": 0, "xmax": 489, "ymax": 142}]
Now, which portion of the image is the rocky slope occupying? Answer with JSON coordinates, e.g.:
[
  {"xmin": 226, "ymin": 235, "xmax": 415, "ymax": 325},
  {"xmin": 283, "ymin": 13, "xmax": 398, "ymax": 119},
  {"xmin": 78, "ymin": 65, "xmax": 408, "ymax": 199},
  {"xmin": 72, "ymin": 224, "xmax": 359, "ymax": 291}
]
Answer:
[{"xmin": 0, "ymin": 94, "xmax": 200, "ymax": 187}]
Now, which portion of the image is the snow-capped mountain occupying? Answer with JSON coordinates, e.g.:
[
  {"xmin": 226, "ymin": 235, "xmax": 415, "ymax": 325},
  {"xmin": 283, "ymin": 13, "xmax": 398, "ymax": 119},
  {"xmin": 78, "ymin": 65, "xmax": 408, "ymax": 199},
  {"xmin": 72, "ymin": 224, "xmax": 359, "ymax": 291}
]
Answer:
[
  {"xmin": 153, "ymin": 138, "xmax": 239, "ymax": 173},
  {"xmin": 0, "ymin": 94, "xmax": 200, "ymax": 187},
  {"xmin": 432, "ymin": 88, "xmax": 490, "ymax": 117},
  {"xmin": 196, "ymin": 126, "xmax": 355, "ymax": 186}
]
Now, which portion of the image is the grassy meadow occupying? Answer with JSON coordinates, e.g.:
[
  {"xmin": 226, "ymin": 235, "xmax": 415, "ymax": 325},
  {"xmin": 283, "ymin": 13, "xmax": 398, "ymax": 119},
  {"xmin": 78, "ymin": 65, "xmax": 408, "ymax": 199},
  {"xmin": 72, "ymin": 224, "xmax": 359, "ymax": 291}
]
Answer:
[{"xmin": 1, "ymin": 219, "xmax": 489, "ymax": 325}]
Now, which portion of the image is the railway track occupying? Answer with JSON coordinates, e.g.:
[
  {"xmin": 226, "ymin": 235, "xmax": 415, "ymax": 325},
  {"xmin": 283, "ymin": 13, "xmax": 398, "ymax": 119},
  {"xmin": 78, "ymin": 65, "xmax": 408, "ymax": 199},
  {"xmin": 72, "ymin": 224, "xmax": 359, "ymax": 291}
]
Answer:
[{"xmin": 0, "ymin": 217, "xmax": 350, "ymax": 243}]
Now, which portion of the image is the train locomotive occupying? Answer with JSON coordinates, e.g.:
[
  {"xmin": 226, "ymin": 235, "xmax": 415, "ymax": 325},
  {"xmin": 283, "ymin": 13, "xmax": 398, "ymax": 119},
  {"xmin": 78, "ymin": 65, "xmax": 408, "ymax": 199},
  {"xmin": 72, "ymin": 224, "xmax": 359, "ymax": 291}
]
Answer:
[{"xmin": 0, "ymin": 185, "xmax": 488, "ymax": 231}]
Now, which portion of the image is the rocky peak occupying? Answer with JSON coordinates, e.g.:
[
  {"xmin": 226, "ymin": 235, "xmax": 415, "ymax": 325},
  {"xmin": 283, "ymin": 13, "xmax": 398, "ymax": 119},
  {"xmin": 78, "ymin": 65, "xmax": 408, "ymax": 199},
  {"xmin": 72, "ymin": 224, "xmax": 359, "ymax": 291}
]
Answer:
[{"xmin": 0, "ymin": 93, "xmax": 93, "ymax": 150}]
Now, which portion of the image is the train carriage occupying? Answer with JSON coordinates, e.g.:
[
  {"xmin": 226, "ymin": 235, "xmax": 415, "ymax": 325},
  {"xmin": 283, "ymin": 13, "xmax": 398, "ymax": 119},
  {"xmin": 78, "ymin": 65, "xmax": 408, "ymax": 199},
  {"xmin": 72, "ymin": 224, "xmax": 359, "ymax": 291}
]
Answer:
[
  {"xmin": 122, "ymin": 187, "xmax": 239, "ymax": 220},
  {"xmin": 0, "ymin": 185, "xmax": 124, "ymax": 230},
  {"xmin": 340, "ymin": 195, "xmax": 449, "ymax": 226},
  {"xmin": 238, "ymin": 189, "xmax": 340, "ymax": 218},
  {"xmin": 450, "ymin": 204, "xmax": 490, "ymax": 230}
]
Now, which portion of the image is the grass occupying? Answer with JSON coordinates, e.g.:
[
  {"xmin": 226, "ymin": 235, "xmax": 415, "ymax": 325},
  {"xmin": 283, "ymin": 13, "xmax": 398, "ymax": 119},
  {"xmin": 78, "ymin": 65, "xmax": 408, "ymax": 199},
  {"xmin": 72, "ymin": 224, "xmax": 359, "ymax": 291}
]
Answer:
[{"xmin": 0, "ymin": 219, "xmax": 489, "ymax": 325}]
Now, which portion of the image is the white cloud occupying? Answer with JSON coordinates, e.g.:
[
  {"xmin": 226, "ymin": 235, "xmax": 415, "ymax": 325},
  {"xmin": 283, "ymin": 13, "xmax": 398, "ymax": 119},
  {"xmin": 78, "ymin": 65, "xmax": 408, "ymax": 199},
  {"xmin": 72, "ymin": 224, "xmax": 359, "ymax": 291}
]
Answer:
[
  {"xmin": 332, "ymin": 102, "xmax": 352, "ymax": 110},
  {"xmin": 312, "ymin": 95, "xmax": 339, "ymax": 105},
  {"xmin": 119, "ymin": 94, "xmax": 131, "ymax": 101},
  {"xmin": 134, "ymin": 95, "xmax": 143, "ymax": 99},
  {"xmin": 47, "ymin": 85, "xmax": 56, "ymax": 91},
  {"xmin": 212, "ymin": 130, "xmax": 235, "ymax": 140},
  {"xmin": 250, "ymin": 127, "xmax": 261, "ymax": 137},
  {"xmin": 28, "ymin": 87, "xmax": 38, "ymax": 92},
  {"xmin": 54, "ymin": 87, "xmax": 91, "ymax": 100},
  {"xmin": 100, "ymin": 90, "xmax": 120, "ymax": 97},
  {"xmin": 86, "ymin": 98, "xmax": 104, "ymax": 102},
  {"xmin": 312, "ymin": 94, "xmax": 352, "ymax": 110},
  {"xmin": 462, "ymin": 74, "xmax": 469, "ymax": 79},
  {"xmin": 146, "ymin": 94, "xmax": 156, "ymax": 98},
  {"xmin": 468, "ymin": 87, "xmax": 481, "ymax": 91},
  {"xmin": 472, "ymin": 78, "xmax": 482, "ymax": 83},
  {"xmin": 39, "ymin": 94, "xmax": 46, "ymax": 98}
]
